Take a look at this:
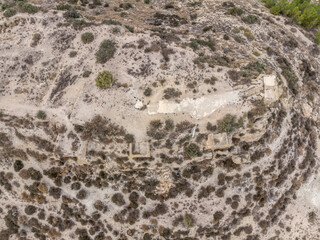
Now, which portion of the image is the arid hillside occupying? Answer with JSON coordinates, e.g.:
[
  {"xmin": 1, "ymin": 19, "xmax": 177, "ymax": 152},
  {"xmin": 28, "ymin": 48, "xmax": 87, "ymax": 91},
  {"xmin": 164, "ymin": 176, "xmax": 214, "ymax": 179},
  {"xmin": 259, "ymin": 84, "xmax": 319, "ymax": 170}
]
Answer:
[{"xmin": 0, "ymin": 0, "xmax": 320, "ymax": 239}]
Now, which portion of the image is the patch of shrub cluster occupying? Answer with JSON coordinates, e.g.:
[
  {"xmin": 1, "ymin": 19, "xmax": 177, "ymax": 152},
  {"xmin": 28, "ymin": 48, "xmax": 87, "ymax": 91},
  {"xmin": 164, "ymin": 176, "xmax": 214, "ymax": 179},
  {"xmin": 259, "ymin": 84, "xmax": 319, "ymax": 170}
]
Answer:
[{"xmin": 262, "ymin": 0, "xmax": 320, "ymax": 44}]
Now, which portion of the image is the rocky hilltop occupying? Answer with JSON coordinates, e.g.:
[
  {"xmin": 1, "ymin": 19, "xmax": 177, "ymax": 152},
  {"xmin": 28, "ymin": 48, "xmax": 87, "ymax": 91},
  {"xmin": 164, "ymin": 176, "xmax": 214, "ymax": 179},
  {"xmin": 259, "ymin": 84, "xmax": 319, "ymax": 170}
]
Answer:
[{"xmin": 0, "ymin": 0, "xmax": 320, "ymax": 239}]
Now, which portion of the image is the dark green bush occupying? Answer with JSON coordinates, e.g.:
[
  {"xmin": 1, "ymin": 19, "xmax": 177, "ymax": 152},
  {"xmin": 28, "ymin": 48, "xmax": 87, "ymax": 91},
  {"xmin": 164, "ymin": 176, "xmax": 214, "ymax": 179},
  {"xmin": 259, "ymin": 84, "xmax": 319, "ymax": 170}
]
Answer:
[
  {"xmin": 31, "ymin": 33, "xmax": 41, "ymax": 47},
  {"xmin": 143, "ymin": 87, "xmax": 152, "ymax": 96},
  {"xmin": 102, "ymin": 19, "xmax": 122, "ymax": 25},
  {"xmin": 184, "ymin": 143, "xmax": 202, "ymax": 158},
  {"xmin": 165, "ymin": 3, "xmax": 174, "ymax": 9},
  {"xmin": 95, "ymin": 71, "xmax": 115, "ymax": 89},
  {"xmin": 264, "ymin": 0, "xmax": 276, "ymax": 8},
  {"xmin": 18, "ymin": 3, "xmax": 39, "ymax": 14},
  {"xmin": 4, "ymin": 8, "xmax": 16, "ymax": 18},
  {"xmin": 36, "ymin": 110, "xmax": 47, "ymax": 120},
  {"xmin": 164, "ymin": 119, "xmax": 174, "ymax": 131},
  {"xmin": 217, "ymin": 114, "xmax": 242, "ymax": 133},
  {"xmin": 14, "ymin": 160, "xmax": 24, "ymax": 172},
  {"xmin": 1, "ymin": 3, "xmax": 9, "ymax": 11},
  {"xmin": 144, "ymin": 0, "xmax": 151, "ymax": 4},
  {"xmin": 63, "ymin": 9, "xmax": 80, "ymax": 19},
  {"xmin": 189, "ymin": 38, "xmax": 215, "ymax": 51},
  {"xmin": 228, "ymin": 7, "xmax": 244, "ymax": 16},
  {"xmin": 242, "ymin": 15, "xmax": 259, "ymax": 24},
  {"xmin": 125, "ymin": 25, "xmax": 134, "ymax": 33},
  {"xmin": 241, "ymin": 61, "xmax": 265, "ymax": 78},
  {"xmin": 124, "ymin": 134, "xmax": 135, "ymax": 143},
  {"xmin": 95, "ymin": 40, "xmax": 117, "ymax": 63},
  {"xmin": 57, "ymin": 4, "xmax": 71, "ymax": 10},
  {"xmin": 163, "ymin": 88, "xmax": 181, "ymax": 99},
  {"xmin": 81, "ymin": 32, "xmax": 94, "ymax": 44},
  {"xmin": 119, "ymin": 2, "xmax": 133, "ymax": 10},
  {"xmin": 69, "ymin": 51, "xmax": 77, "ymax": 58},
  {"xmin": 72, "ymin": 19, "xmax": 90, "ymax": 30}
]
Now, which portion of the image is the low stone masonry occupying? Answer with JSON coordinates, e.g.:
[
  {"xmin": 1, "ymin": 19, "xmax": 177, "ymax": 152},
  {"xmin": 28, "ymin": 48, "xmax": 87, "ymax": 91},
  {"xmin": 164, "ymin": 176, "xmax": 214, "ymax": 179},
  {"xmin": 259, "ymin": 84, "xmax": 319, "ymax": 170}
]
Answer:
[{"xmin": 129, "ymin": 142, "xmax": 151, "ymax": 158}]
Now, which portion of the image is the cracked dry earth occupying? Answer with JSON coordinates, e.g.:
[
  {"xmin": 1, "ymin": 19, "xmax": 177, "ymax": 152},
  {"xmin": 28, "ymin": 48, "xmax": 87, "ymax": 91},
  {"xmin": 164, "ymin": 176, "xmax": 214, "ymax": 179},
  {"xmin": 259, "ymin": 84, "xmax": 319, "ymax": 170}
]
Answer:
[{"xmin": 0, "ymin": 0, "xmax": 320, "ymax": 239}]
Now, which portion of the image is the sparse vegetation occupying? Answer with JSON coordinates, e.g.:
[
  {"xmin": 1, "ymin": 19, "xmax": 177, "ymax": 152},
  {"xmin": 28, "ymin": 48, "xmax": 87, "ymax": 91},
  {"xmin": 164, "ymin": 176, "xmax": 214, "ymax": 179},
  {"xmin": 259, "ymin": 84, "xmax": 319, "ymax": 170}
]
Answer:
[{"xmin": 0, "ymin": 1, "xmax": 317, "ymax": 239}]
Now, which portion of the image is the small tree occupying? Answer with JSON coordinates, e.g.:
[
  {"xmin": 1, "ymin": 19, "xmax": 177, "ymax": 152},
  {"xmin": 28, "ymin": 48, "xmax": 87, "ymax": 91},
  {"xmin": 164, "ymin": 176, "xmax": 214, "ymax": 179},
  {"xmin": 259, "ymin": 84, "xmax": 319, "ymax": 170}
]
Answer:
[{"xmin": 95, "ymin": 71, "xmax": 114, "ymax": 89}]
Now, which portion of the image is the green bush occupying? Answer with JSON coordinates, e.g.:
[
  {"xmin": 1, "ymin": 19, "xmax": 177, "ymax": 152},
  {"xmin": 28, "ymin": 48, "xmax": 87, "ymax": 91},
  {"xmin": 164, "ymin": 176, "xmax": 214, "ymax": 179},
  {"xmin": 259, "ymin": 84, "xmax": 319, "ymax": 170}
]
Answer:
[
  {"xmin": 36, "ymin": 110, "xmax": 47, "ymax": 120},
  {"xmin": 241, "ymin": 61, "xmax": 265, "ymax": 78},
  {"xmin": 95, "ymin": 71, "xmax": 115, "ymax": 89},
  {"xmin": 298, "ymin": 6, "xmax": 318, "ymax": 28},
  {"xmin": 143, "ymin": 87, "xmax": 152, "ymax": 96},
  {"xmin": 63, "ymin": 9, "xmax": 80, "ymax": 19},
  {"xmin": 125, "ymin": 25, "xmax": 134, "ymax": 33},
  {"xmin": 81, "ymin": 32, "xmax": 94, "ymax": 44},
  {"xmin": 184, "ymin": 143, "xmax": 202, "ymax": 158},
  {"xmin": 189, "ymin": 38, "xmax": 215, "ymax": 51},
  {"xmin": 228, "ymin": 7, "xmax": 244, "ymax": 16},
  {"xmin": 1, "ymin": 3, "xmax": 9, "ymax": 11},
  {"xmin": 144, "ymin": 0, "xmax": 151, "ymax": 4},
  {"xmin": 184, "ymin": 214, "xmax": 195, "ymax": 228},
  {"xmin": 264, "ymin": 0, "xmax": 276, "ymax": 8},
  {"xmin": 270, "ymin": 4, "xmax": 281, "ymax": 14},
  {"xmin": 4, "ymin": 8, "xmax": 16, "ymax": 18},
  {"xmin": 217, "ymin": 114, "xmax": 242, "ymax": 133},
  {"xmin": 72, "ymin": 19, "xmax": 90, "ymax": 30},
  {"xmin": 243, "ymin": 29, "xmax": 254, "ymax": 40},
  {"xmin": 102, "ymin": 19, "xmax": 122, "ymax": 25},
  {"xmin": 242, "ymin": 15, "xmax": 259, "ymax": 24},
  {"xmin": 95, "ymin": 40, "xmax": 116, "ymax": 63},
  {"xmin": 69, "ymin": 51, "xmax": 77, "ymax": 57},
  {"xmin": 57, "ymin": 4, "xmax": 71, "ymax": 11},
  {"xmin": 163, "ymin": 88, "xmax": 182, "ymax": 99},
  {"xmin": 119, "ymin": 2, "xmax": 133, "ymax": 10},
  {"xmin": 18, "ymin": 3, "xmax": 39, "ymax": 14},
  {"xmin": 315, "ymin": 31, "xmax": 320, "ymax": 45}
]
